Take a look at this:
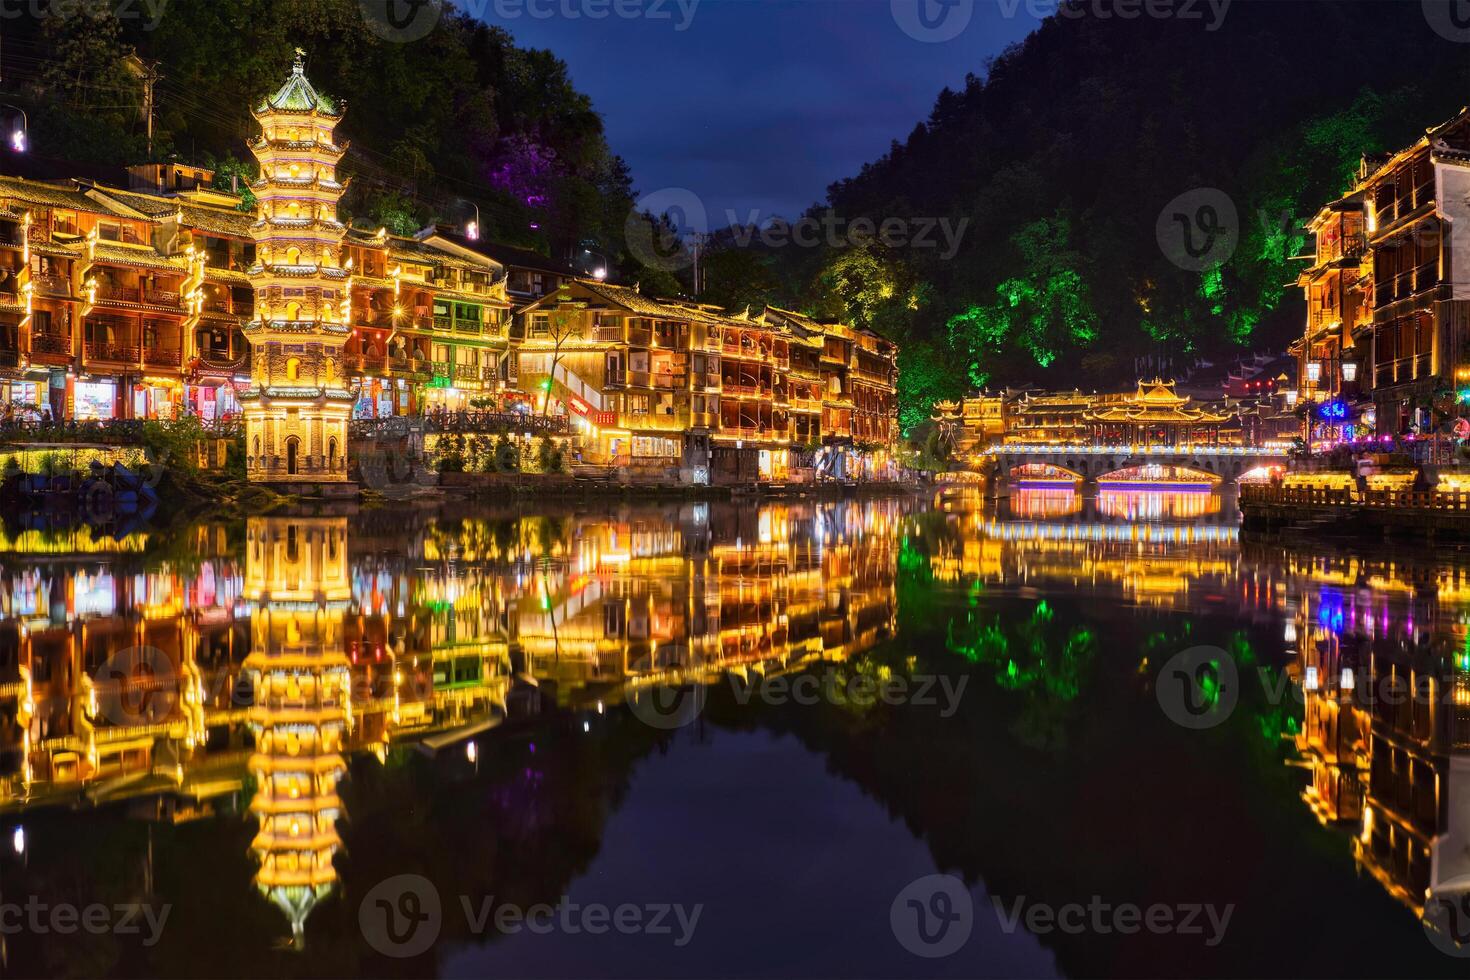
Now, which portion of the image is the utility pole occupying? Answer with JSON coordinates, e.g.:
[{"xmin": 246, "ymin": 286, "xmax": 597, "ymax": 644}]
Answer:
[{"xmin": 123, "ymin": 54, "xmax": 162, "ymax": 159}]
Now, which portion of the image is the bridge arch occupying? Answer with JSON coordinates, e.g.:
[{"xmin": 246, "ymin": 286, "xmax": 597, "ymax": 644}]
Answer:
[
  {"xmin": 1095, "ymin": 463, "xmax": 1220, "ymax": 488},
  {"xmin": 1008, "ymin": 462, "xmax": 1083, "ymax": 487}
]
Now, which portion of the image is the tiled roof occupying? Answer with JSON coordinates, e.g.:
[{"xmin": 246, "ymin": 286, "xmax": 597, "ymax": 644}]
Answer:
[
  {"xmin": 258, "ymin": 60, "xmax": 340, "ymax": 117},
  {"xmin": 92, "ymin": 242, "xmax": 188, "ymax": 272},
  {"xmin": 0, "ymin": 176, "xmax": 118, "ymax": 214},
  {"xmin": 180, "ymin": 203, "xmax": 254, "ymax": 239},
  {"xmin": 87, "ymin": 186, "xmax": 179, "ymax": 218}
]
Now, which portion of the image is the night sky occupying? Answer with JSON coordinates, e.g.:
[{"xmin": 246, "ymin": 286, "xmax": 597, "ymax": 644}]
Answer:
[{"xmin": 481, "ymin": 0, "xmax": 1042, "ymax": 227}]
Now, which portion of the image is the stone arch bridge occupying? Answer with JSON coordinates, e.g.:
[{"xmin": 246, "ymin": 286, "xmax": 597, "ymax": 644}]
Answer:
[{"xmin": 988, "ymin": 444, "xmax": 1288, "ymax": 487}]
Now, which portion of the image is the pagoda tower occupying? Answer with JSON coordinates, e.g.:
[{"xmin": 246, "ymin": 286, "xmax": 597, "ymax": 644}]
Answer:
[
  {"xmin": 241, "ymin": 53, "xmax": 353, "ymax": 484},
  {"xmin": 244, "ymin": 516, "xmax": 353, "ymax": 946}
]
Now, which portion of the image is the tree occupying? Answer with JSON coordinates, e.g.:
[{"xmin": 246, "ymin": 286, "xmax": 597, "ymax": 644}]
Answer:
[{"xmin": 539, "ymin": 302, "xmax": 586, "ymax": 417}]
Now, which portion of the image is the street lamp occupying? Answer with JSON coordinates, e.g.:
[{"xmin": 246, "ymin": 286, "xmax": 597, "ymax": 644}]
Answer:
[
  {"xmin": 2, "ymin": 105, "xmax": 26, "ymax": 152},
  {"xmin": 465, "ymin": 201, "xmax": 480, "ymax": 241}
]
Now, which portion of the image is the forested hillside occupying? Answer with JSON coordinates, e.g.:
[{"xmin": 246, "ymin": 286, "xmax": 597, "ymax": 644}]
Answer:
[
  {"xmin": 698, "ymin": 1, "xmax": 1470, "ymax": 430},
  {"xmin": 4, "ymin": 0, "xmax": 634, "ymax": 268}
]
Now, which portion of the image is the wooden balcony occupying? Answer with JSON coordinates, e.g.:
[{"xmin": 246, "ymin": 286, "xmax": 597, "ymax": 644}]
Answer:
[
  {"xmin": 30, "ymin": 333, "xmax": 72, "ymax": 359},
  {"xmin": 85, "ymin": 342, "xmax": 140, "ymax": 363},
  {"xmin": 32, "ymin": 273, "xmax": 70, "ymax": 296},
  {"xmin": 198, "ymin": 348, "xmax": 249, "ymax": 372},
  {"xmin": 143, "ymin": 347, "xmax": 183, "ymax": 368}
]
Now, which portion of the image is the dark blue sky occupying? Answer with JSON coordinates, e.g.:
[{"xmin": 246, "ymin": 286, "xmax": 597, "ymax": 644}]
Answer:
[{"xmin": 483, "ymin": 0, "xmax": 1043, "ymax": 224}]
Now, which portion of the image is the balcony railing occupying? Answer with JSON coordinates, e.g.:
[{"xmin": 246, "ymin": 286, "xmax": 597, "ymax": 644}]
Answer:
[
  {"xmin": 94, "ymin": 283, "xmax": 140, "ymax": 303},
  {"xmin": 198, "ymin": 349, "xmax": 249, "ymax": 371},
  {"xmin": 33, "ymin": 273, "xmax": 69, "ymax": 296},
  {"xmin": 30, "ymin": 333, "xmax": 72, "ymax": 357},
  {"xmin": 143, "ymin": 347, "xmax": 183, "ymax": 367},
  {"xmin": 652, "ymin": 372, "xmax": 687, "ymax": 389},
  {"xmin": 84, "ymin": 342, "xmax": 139, "ymax": 362},
  {"xmin": 453, "ymin": 363, "xmax": 482, "ymax": 382},
  {"xmin": 593, "ymin": 325, "xmax": 624, "ymax": 343},
  {"xmin": 143, "ymin": 288, "xmax": 181, "ymax": 306}
]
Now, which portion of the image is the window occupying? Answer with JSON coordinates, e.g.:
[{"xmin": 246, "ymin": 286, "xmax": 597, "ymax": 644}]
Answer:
[
  {"xmin": 530, "ymin": 315, "xmax": 549, "ymax": 338},
  {"xmin": 629, "ymin": 394, "xmax": 650, "ymax": 416}
]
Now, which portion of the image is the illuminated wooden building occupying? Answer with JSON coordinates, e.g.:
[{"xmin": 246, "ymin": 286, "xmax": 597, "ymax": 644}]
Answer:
[
  {"xmin": 1292, "ymin": 193, "xmax": 1371, "ymax": 445},
  {"xmin": 1083, "ymin": 379, "xmax": 1238, "ymax": 446},
  {"xmin": 0, "ymin": 170, "xmax": 251, "ymax": 421},
  {"xmin": 930, "ymin": 393, "xmax": 1009, "ymax": 455},
  {"xmin": 1303, "ymin": 109, "xmax": 1470, "ymax": 436},
  {"xmin": 239, "ymin": 57, "xmax": 354, "ymax": 483},
  {"xmin": 341, "ymin": 228, "xmax": 513, "ymax": 417},
  {"xmin": 1005, "ymin": 389, "xmax": 1094, "ymax": 444}
]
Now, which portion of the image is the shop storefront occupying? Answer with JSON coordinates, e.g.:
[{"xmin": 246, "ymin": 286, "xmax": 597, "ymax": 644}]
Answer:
[
  {"xmin": 353, "ymin": 377, "xmax": 407, "ymax": 418},
  {"xmin": 74, "ymin": 379, "xmax": 118, "ymax": 421},
  {"xmin": 186, "ymin": 381, "xmax": 241, "ymax": 422},
  {"xmin": 133, "ymin": 380, "xmax": 182, "ymax": 420},
  {"xmin": 0, "ymin": 378, "xmax": 44, "ymax": 416}
]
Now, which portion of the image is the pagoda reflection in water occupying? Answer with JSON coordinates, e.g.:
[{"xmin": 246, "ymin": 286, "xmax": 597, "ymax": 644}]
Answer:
[
  {"xmin": 0, "ymin": 499, "xmax": 904, "ymax": 944},
  {"xmin": 243, "ymin": 517, "xmax": 352, "ymax": 946}
]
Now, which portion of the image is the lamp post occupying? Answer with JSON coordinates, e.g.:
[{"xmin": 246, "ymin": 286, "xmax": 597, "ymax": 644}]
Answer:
[
  {"xmin": 465, "ymin": 201, "xmax": 480, "ymax": 241},
  {"xmin": 2, "ymin": 105, "xmax": 26, "ymax": 152}
]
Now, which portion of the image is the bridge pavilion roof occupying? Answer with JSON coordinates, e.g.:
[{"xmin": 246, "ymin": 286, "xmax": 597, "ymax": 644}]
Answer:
[{"xmin": 1083, "ymin": 379, "xmax": 1232, "ymax": 425}]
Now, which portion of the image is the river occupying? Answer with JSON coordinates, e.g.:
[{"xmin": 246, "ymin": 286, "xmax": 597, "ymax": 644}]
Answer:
[{"xmin": 0, "ymin": 488, "xmax": 1464, "ymax": 977}]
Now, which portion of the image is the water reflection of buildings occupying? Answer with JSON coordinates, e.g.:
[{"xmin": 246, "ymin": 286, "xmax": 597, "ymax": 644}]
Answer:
[
  {"xmin": 0, "ymin": 499, "xmax": 902, "ymax": 941},
  {"xmin": 1279, "ymin": 550, "xmax": 1470, "ymax": 939}
]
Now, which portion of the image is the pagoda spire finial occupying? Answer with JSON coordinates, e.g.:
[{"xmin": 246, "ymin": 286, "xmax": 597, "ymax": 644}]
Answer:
[{"xmin": 293, "ymin": 47, "xmax": 306, "ymax": 73}]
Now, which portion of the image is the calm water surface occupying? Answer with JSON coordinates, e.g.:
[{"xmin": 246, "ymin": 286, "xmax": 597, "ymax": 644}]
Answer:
[{"xmin": 0, "ymin": 488, "xmax": 1465, "ymax": 977}]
